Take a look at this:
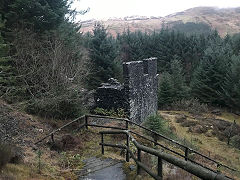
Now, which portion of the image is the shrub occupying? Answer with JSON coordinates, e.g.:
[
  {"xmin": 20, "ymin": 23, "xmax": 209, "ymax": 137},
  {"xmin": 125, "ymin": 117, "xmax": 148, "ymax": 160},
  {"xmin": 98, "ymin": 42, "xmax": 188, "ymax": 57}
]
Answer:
[
  {"xmin": 175, "ymin": 115, "xmax": 187, "ymax": 123},
  {"xmin": 171, "ymin": 98, "xmax": 208, "ymax": 114},
  {"xmin": 143, "ymin": 114, "xmax": 172, "ymax": 137},
  {"xmin": 93, "ymin": 107, "xmax": 127, "ymax": 118},
  {"xmin": 231, "ymin": 135, "xmax": 240, "ymax": 149},
  {"xmin": 25, "ymin": 88, "xmax": 85, "ymax": 119},
  {"xmin": 59, "ymin": 152, "xmax": 82, "ymax": 169},
  {"xmin": 181, "ymin": 121, "xmax": 197, "ymax": 127},
  {"xmin": 0, "ymin": 143, "xmax": 12, "ymax": 170}
]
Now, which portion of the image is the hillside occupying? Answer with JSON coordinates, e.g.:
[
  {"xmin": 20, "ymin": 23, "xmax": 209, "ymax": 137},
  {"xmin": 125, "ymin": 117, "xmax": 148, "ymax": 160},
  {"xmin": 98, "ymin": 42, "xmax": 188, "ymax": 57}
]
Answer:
[
  {"xmin": 1, "ymin": 99, "xmax": 240, "ymax": 179},
  {"xmin": 81, "ymin": 7, "xmax": 240, "ymax": 37}
]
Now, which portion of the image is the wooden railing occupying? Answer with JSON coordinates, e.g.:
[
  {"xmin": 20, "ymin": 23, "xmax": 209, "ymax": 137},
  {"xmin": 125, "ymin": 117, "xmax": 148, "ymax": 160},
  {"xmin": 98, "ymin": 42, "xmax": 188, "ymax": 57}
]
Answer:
[
  {"xmin": 35, "ymin": 114, "xmax": 237, "ymax": 179},
  {"xmin": 100, "ymin": 130, "xmax": 232, "ymax": 180}
]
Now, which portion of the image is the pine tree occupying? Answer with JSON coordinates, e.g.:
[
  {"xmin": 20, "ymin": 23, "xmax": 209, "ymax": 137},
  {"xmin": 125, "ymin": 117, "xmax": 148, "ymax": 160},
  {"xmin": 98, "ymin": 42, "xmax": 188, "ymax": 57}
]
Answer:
[
  {"xmin": 221, "ymin": 55, "xmax": 240, "ymax": 109},
  {"xmin": 232, "ymin": 33, "xmax": 240, "ymax": 55},
  {"xmin": 87, "ymin": 23, "xmax": 119, "ymax": 88},
  {"xmin": 118, "ymin": 29, "xmax": 148, "ymax": 62},
  {"xmin": 0, "ymin": 15, "xmax": 9, "ymax": 57},
  {"xmin": 170, "ymin": 56, "xmax": 189, "ymax": 101},
  {"xmin": 191, "ymin": 40, "xmax": 232, "ymax": 105},
  {"xmin": 158, "ymin": 72, "xmax": 174, "ymax": 107},
  {"xmin": 1, "ymin": 0, "xmax": 69, "ymax": 32}
]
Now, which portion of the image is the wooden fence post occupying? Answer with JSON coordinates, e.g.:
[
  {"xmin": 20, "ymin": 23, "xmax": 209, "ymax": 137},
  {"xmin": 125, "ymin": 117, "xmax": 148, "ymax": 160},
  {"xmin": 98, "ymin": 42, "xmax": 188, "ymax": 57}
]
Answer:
[
  {"xmin": 126, "ymin": 134, "xmax": 130, "ymax": 162},
  {"xmin": 154, "ymin": 133, "xmax": 158, "ymax": 146},
  {"xmin": 85, "ymin": 115, "xmax": 88, "ymax": 130},
  {"xmin": 51, "ymin": 134, "xmax": 54, "ymax": 143},
  {"xmin": 125, "ymin": 121, "xmax": 129, "ymax": 130},
  {"xmin": 78, "ymin": 118, "xmax": 81, "ymax": 129},
  {"xmin": 101, "ymin": 133, "xmax": 104, "ymax": 155},
  {"xmin": 158, "ymin": 157, "xmax": 163, "ymax": 179},
  {"xmin": 185, "ymin": 147, "xmax": 189, "ymax": 161},
  {"xmin": 137, "ymin": 148, "xmax": 141, "ymax": 175}
]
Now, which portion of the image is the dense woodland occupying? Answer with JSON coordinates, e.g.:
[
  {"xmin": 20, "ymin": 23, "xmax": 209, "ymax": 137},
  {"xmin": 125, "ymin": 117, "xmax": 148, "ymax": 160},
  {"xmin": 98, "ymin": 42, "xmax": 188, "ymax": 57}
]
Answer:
[{"xmin": 1, "ymin": 0, "xmax": 240, "ymax": 120}]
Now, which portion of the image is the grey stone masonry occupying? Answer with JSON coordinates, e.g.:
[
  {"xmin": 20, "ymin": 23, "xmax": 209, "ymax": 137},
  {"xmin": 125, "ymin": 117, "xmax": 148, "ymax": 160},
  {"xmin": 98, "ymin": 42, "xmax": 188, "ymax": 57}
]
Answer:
[
  {"xmin": 95, "ymin": 57, "xmax": 158, "ymax": 124},
  {"xmin": 123, "ymin": 57, "xmax": 158, "ymax": 123},
  {"xmin": 95, "ymin": 78, "xmax": 128, "ymax": 111}
]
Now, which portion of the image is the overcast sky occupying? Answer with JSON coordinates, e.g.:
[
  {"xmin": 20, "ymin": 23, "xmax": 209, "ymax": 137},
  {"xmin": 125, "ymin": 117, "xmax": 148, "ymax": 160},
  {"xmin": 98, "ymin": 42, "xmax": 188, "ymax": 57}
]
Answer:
[{"xmin": 73, "ymin": 0, "xmax": 240, "ymax": 21}]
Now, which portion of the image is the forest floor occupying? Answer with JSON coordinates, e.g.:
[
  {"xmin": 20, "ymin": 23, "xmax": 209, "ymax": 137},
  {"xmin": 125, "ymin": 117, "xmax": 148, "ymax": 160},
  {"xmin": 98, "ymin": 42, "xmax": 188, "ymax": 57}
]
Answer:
[{"xmin": 0, "ymin": 99, "xmax": 240, "ymax": 179}]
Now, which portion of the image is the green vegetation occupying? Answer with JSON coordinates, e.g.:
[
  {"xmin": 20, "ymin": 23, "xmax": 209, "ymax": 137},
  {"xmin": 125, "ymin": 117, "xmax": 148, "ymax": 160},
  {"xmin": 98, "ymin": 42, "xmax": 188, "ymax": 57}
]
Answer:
[
  {"xmin": 93, "ymin": 107, "xmax": 127, "ymax": 118},
  {"xmin": 0, "ymin": 0, "xmax": 89, "ymax": 119},
  {"xmin": 158, "ymin": 58, "xmax": 189, "ymax": 107},
  {"xmin": 171, "ymin": 98, "xmax": 208, "ymax": 114},
  {"xmin": 1, "ymin": 3, "xmax": 240, "ymax": 178},
  {"xmin": 86, "ymin": 23, "xmax": 121, "ymax": 88},
  {"xmin": 115, "ymin": 28, "xmax": 240, "ymax": 111},
  {"xmin": 231, "ymin": 135, "xmax": 240, "ymax": 149},
  {"xmin": 172, "ymin": 22, "xmax": 212, "ymax": 35},
  {"xmin": 144, "ymin": 114, "xmax": 172, "ymax": 137},
  {"xmin": 1, "ymin": 1, "xmax": 240, "ymax": 117}
]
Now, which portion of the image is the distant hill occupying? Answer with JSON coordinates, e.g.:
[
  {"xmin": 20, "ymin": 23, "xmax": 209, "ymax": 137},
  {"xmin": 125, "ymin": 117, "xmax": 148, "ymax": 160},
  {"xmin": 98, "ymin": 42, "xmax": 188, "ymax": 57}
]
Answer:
[{"xmin": 80, "ymin": 7, "xmax": 240, "ymax": 37}]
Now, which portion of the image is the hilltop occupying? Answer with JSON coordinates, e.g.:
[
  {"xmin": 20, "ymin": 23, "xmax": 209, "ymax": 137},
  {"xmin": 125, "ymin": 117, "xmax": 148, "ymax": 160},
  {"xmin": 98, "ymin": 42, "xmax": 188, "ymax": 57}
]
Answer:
[{"xmin": 81, "ymin": 7, "xmax": 240, "ymax": 36}]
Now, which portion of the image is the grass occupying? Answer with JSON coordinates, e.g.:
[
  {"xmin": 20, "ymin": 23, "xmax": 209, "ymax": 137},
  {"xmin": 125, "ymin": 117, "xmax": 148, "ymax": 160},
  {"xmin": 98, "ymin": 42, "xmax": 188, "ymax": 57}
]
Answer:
[
  {"xmin": 2, "ymin": 107, "xmax": 239, "ymax": 179},
  {"xmin": 160, "ymin": 111, "xmax": 240, "ymax": 179},
  {"xmin": 218, "ymin": 112, "xmax": 240, "ymax": 125},
  {"xmin": 1, "ymin": 164, "xmax": 34, "ymax": 180}
]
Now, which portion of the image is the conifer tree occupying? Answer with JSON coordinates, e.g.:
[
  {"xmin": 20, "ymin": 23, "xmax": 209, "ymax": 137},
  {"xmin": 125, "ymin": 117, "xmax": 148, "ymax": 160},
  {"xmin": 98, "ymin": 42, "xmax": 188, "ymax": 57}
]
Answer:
[
  {"xmin": 221, "ymin": 55, "xmax": 240, "ymax": 108},
  {"xmin": 87, "ymin": 23, "xmax": 119, "ymax": 88},
  {"xmin": 158, "ymin": 72, "xmax": 174, "ymax": 107},
  {"xmin": 0, "ymin": 15, "xmax": 8, "ymax": 57},
  {"xmin": 170, "ymin": 56, "xmax": 189, "ymax": 100},
  {"xmin": 1, "ymin": 0, "xmax": 69, "ymax": 32},
  {"xmin": 191, "ymin": 40, "xmax": 232, "ymax": 105},
  {"xmin": 232, "ymin": 33, "xmax": 240, "ymax": 55}
]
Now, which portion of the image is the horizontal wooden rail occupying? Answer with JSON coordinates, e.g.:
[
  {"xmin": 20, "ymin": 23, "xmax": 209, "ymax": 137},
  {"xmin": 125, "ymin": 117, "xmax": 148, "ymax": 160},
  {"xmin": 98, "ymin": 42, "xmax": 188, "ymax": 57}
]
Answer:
[
  {"xmin": 35, "ymin": 115, "xmax": 85, "ymax": 145},
  {"xmin": 86, "ymin": 114, "xmax": 129, "ymax": 122},
  {"xmin": 87, "ymin": 124, "xmax": 127, "ymax": 130},
  {"xmin": 87, "ymin": 114, "xmax": 236, "ymax": 172},
  {"xmin": 129, "ymin": 130, "xmax": 185, "ymax": 158},
  {"xmin": 34, "ymin": 114, "xmax": 237, "ymax": 175},
  {"xmin": 87, "ymin": 114, "xmax": 187, "ymax": 149},
  {"xmin": 99, "ymin": 142, "xmax": 125, "ymax": 149},
  {"xmin": 100, "ymin": 130, "xmax": 233, "ymax": 180}
]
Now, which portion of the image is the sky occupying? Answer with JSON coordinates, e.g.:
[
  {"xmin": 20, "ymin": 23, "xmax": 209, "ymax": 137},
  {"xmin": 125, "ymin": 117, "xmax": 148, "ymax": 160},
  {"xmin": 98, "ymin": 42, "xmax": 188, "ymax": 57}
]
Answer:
[{"xmin": 72, "ymin": 0, "xmax": 240, "ymax": 21}]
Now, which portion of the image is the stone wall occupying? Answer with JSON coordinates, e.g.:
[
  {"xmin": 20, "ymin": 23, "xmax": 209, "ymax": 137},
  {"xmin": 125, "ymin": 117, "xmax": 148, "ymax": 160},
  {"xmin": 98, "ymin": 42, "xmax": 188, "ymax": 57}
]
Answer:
[
  {"xmin": 95, "ymin": 57, "xmax": 158, "ymax": 124},
  {"xmin": 123, "ymin": 57, "xmax": 158, "ymax": 123},
  {"xmin": 95, "ymin": 78, "xmax": 128, "ymax": 111}
]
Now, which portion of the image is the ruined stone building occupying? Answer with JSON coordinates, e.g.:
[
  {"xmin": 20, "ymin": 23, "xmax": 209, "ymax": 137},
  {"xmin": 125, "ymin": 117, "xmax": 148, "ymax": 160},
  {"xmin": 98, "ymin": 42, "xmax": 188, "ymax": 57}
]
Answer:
[{"xmin": 95, "ymin": 57, "xmax": 158, "ymax": 124}]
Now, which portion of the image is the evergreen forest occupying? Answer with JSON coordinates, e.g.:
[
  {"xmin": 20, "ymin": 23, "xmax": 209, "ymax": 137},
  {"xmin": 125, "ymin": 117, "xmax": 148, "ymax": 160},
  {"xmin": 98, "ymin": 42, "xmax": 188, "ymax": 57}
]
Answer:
[{"xmin": 1, "ymin": 0, "xmax": 240, "ymax": 119}]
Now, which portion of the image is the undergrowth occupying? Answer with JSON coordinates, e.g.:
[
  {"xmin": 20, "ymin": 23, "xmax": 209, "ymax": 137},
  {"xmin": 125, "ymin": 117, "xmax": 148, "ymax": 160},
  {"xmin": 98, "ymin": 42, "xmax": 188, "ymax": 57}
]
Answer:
[
  {"xmin": 93, "ymin": 107, "xmax": 127, "ymax": 118},
  {"xmin": 0, "ymin": 143, "xmax": 12, "ymax": 170}
]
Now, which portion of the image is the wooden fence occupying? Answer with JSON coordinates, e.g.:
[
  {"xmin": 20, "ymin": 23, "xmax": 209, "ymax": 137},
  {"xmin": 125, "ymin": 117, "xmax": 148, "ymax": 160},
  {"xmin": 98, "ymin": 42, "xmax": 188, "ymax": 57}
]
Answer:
[{"xmin": 35, "ymin": 114, "xmax": 237, "ymax": 180}]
